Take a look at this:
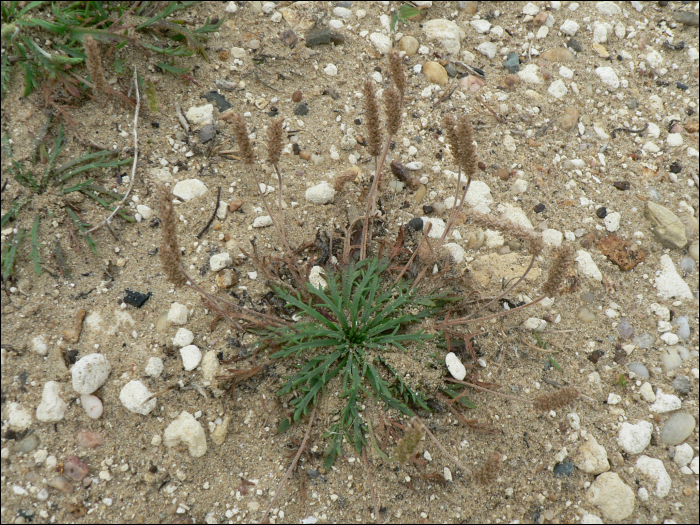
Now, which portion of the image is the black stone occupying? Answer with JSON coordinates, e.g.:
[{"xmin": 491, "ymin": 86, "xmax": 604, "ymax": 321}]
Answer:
[
  {"xmin": 201, "ymin": 91, "xmax": 232, "ymax": 112},
  {"xmin": 422, "ymin": 205, "xmax": 434, "ymax": 214},
  {"xmin": 407, "ymin": 217, "xmax": 423, "ymax": 231},
  {"xmin": 124, "ymin": 289, "xmax": 152, "ymax": 308},
  {"xmin": 596, "ymin": 207, "xmax": 607, "ymax": 219},
  {"xmin": 294, "ymin": 103, "xmax": 309, "ymax": 116},
  {"xmin": 534, "ymin": 203, "xmax": 546, "ymax": 213},
  {"xmin": 151, "ymin": 122, "xmax": 160, "ymax": 128},
  {"xmin": 670, "ymin": 161, "xmax": 682, "ymax": 173},
  {"xmin": 676, "ymin": 81, "xmax": 689, "ymax": 90},
  {"xmin": 567, "ymin": 39, "xmax": 582, "ymax": 53},
  {"xmin": 613, "ymin": 181, "xmax": 631, "ymax": 191}
]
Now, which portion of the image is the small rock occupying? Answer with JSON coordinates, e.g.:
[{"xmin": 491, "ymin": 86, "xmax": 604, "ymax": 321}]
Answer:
[
  {"xmin": 323, "ymin": 63, "xmax": 337, "ymax": 76},
  {"xmin": 210, "ymin": 252, "xmax": 231, "ymax": 272},
  {"xmin": 660, "ymin": 412, "xmax": 695, "ymax": 445},
  {"xmin": 294, "ymin": 102, "xmax": 309, "ymax": 116},
  {"xmin": 655, "ymin": 255, "xmax": 692, "ymax": 300},
  {"xmin": 119, "ymin": 380, "xmax": 157, "ymax": 415},
  {"xmin": 253, "ymin": 215, "xmax": 273, "ymax": 228},
  {"xmin": 638, "ymin": 381, "xmax": 655, "ymax": 401},
  {"xmin": 168, "ymin": 303, "xmax": 188, "ymax": 326},
  {"xmin": 445, "ymin": 352, "xmax": 466, "ymax": 381},
  {"xmin": 671, "ymin": 375, "xmax": 690, "ymax": 395},
  {"xmin": 603, "ymin": 212, "xmax": 620, "ymax": 232},
  {"xmin": 596, "ymin": 1, "xmax": 620, "ymax": 16},
  {"xmin": 548, "ymin": 79, "xmax": 568, "ymax": 99},
  {"xmin": 76, "ymin": 430, "xmax": 104, "ymax": 448},
  {"xmin": 673, "ymin": 443, "xmax": 694, "ymax": 467},
  {"xmin": 163, "ymin": 411, "xmax": 207, "ymax": 457},
  {"xmin": 172, "ymin": 179, "xmax": 208, "ymax": 201},
  {"xmin": 672, "ymin": 316, "xmax": 690, "ymax": 340},
  {"xmin": 597, "ymin": 235, "xmax": 647, "ymax": 271},
  {"xmin": 560, "ymin": 107, "xmax": 579, "ymax": 131},
  {"xmin": 80, "ymin": 394, "xmax": 103, "ymax": 419},
  {"xmin": 636, "ymin": 456, "xmax": 671, "ymax": 498},
  {"xmin": 422, "ymin": 19, "xmax": 466, "ymax": 54},
  {"xmin": 617, "ymin": 421, "xmax": 653, "ymax": 454},
  {"xmin": 305, "ymin": 182, "xmax": 336, "ymax": 204},
  {"xmin": 173, "ymin": 328, "xmax": 194, "ymax": 348},
  {"xmin": 441, "ymin": 243, "xmax": 466, "ymax": 264},
  {"xmin": 649, "ymin": 389, "xmax": 681, "ymax": 413},
  {"xmin": 646, "ymin": 201, "xmax": 687, "ymax": 250},
  {"xmin": 180, "ymin": 345, "xmax": 202, "ymax": 371},
  {"xmin": 476, "ymin": 41, "xmax": 497, "ymax": 60},
  {"xmin": 309, "ymin": 266, "xmax": 327, "ymax": 289},
  {"xmin": 560, "ymin": 20, "xmax": 580, "ymax": 36},
  {"xmin": 64, "ymin": 455, "xmax": 89, "ymax": 482},
  {"xmin": 186, "ymin": 104, "xmax": 214, "ymax": 127},
  {"xmin": 576, "ymin": 250, "xmax": 602, "ymax": 281},
  {"xmin": 503, "ymin": 52, "xmax": 520, "ymax": 73},
  {"xmin": 673, "ymin": 11, "xmax": 699, "ymax": 27},
  {"xmin": 199, "ymin": 124, "xmax": 217, "ymax": 144},
  {"xmin": 553, "ymin": 462, "xmax": 574, "ymax": 477},
  {"xmin": 518, "ymin": 64, "xmax": 542, "ymax": 84},
  {"xmin": 71, "ymin": 354, "xmax": 111, "ymax": 395},
  {"xmin": 422, "ymin": 61, "xmax": 448, "ymax": 85},
  {"xmin": 36, "ymin": 381, "xmax": 68, "ymax": 423},
  {"xmin": 32, "ymin": 336, "xmax": 48, "ymax": 356},
  {"xmin": 216, "ymin": 268, "xmax": 239, "ymax": 288},
  {"xmin": 48, "ymin": 476, "xmax": 74, "ymax": 494},
  {"xmin": 470, "ymin": 19, "xmax": 491, "ymax": 34},
  {"xmin": 595, "ymin": 67, "xmax": 619, "ymax": 89},
  {"xmin": 574, "ymin": 435, "xmax": 610, "ymax": 474},
  {"xmin": 567, "ymin": 38, "xmax": 582, "ymax": 53},
  {"xmin": 617, "ymin": 319, "xmax": 635, "ymax": 340},
  {"xmin": 17, "ymin": 433, "xmax": 40, "ymax": 453},
  {"xmin": 662, "ymin": 347, "xmax": 682, "ymax": 372},
  {"xmin": 586, "ymin": 472, "xmax": 635, "ymax": 521},
  {"xmin": 399, "ymin": 36, "xmax": 419, "ymax": 56},
  {"xmin": 541, "ymin": 48, "xmax": 576, "ymax": 62},
  {"xmin": 306, "ymin": 28, "xmax": 345, "ymax": 47},
  {"xmin": 201, "ymin": 350, "xmax": 221, "ymax": 383},
  {"xmin": 369, "ymin": 32, "xmax": 392, "ymax": 54},
  {"xmin": 145, "ymin": 357, "xmax": 164, "ymax": 378},
  {"xmin": 8, "ymin": 403, "xmax": 33, "ymax": 430},
  {"xmin": 211, "ymin": 415, "xmax": 230, "ymax": 446}
]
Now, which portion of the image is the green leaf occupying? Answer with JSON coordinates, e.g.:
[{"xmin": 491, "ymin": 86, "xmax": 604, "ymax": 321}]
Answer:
[
  {"xmin": 277, "ymin": 418, "xmax": 291, "ymax": 433},
  {"xmin": 156, "ymin": 61, "xmax": 191, "ymax": 76}
]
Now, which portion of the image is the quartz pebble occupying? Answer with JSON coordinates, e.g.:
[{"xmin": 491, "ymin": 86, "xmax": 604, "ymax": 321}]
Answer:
[
  {"xmin": 649, "ymin": 390, "xmax": 681, "ymax": 413},
  {"xmin": 172, "ymin": 179, "xmax": 208, "ymax": 201},
  {"xmin": 673, "ymin": 443, "xmax": 694, "ymax": 467},
  {"xmin": 168, "ymin": 303, "xmax": 188, "ymax": 325},
  {"xmin": 445, "ymin": 352, "xmax": 466, "ymax": 381},
  {"xmin": 586, "ymin": 472, "xmax": 635, "ymax": 521},
  {"xmin": 672, "ymin": 316, "xmax": 690, "ymax": 340},
  {"xmin": 36, "ymin": 381, "xmax": 68, "ymax": 422},
  {"xmin": 145, "ymin": 357, "xmax": 164, "ymax": 378},
  {"xmin": 119, "ymin": 380, "xmax": 157, "ymax": 415},
  {"xmin": 617, "ymin": 319, "xmax": 634, "ymax": 340},
  {"xmin": 617, "ymin": 421, "xmax": 653, "ymax": 454},
  {"xmin": 64, "ymin": 455, "xmax": 89, "ymax": 482},
  {"xmin": 305, "ymin": 182, "xmax": 336, "ymax": 204},
  {"xmin": 628, "ymin": 360, "xmax": 649, "ymax": 378},
  {"xmin": 163, "ymin": 411, "xmax": 207, "ymax": 457},
  {"xmin": 71, "ymin": 354, "xmax": 111, "ymax": 395},
  {"xmin": 8, "ymin": 403, "xmax": 33, "ymax": 430},
  {"xmin": 636, "ymin": 456, "xmax": 671, "ymax": 498},
  {"xmin": 80, "ymin": 394, "xmax": 103, "ymax": 419},
  {"xmin": 422, "ymin": 19, "xmax": 465, "ymax": 54},
  {"xmin": 210, "ymin": 252, "xmax": 232, "ymax": 272},
  {"xmin": 574, "ymin": 435, "xmax": 610, "ymax": 474},
  {"xmin": 655, "ymin": 255, "xmax": 692, "ymax": 300},
  {"xmin": 660, "ymin": 413, "xmax": 695, "ymax": 445},
  {"xmin": 180, "ymin": 345, "xmax": 202, "ymax": 371},
  {"xmin": 172, "ymin": 328, "xmax": 194, "ymax": 348}
]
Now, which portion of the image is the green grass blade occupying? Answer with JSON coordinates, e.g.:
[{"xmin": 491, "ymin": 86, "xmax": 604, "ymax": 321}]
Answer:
[
  {"xmin": 2, "ymin": 228, "xmax": 26, "ymax": 279},
  {"xmin": 30, "ymin": 215, "xmax": 41, "ymax": 276}
]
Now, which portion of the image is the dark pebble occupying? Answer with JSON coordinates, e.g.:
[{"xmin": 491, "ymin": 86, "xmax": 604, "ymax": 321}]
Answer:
[
  {"xmin": 677, "ymin": 81, "xmax": 689, "ymax": 90},
  {"xmin": 669, "ymin": 161, "xmax": 682, "ymax": 173},
  {"xmin": 596, "ymin": 207, "xmax": 607, "ymax": 219},
  {"xmin": 534, "ymin": 203, "xmax": 546, "ymax": 213},
  {"xmin": 201, "ymin": 91, "xmax": 232, "ymax": 112},
  {"xmin": 407, "ymin": 217, "xmax": 423, "ymax": 231},
  {"xmin": 279, "ymin": 29, "xmax": 298, "ymax": 47},
  {"xmin": 124, "ymin": 290, "xmax": 152, "ymax": 308},
  {"xmin": 151, "ymin": 122, "xmax": 160, "ymax": 128},
  {"xmin": 613, "ymin": 181, "xmax": 630, "ymax": 191},
  {"xmin": 305, "ymin": 28, "xmax": 345, "ymax": 47},
  {"xmin": 354, "ymin": 118, "xmax": 362, "ymax": 125},
  {"xmin": 292, "ymin": 143, "xmax": 301, "ymax": 155},
  {"xmin": 553, "ymin": 462, "xmax": 574, "ymax": 477},
  {"xmin": 199, "ymin": 124, "xmax": 217, "ymax": 144},
  {"xmin": 588, "ymin": 350, "xmax": 604, "ymax": 364},
  {"xmin": 422, "ymin": 205, "xmax": 434, "ymax": 214},
  {"xmin": 294, "ymin": 103, "xmax": 309, "ymax": 116},
  {"xmin": 673, "ymin": 11, "xmax": 699, "ymax": 27},
  {"xmin": 567, "ymin": 39, "xmax": 582, "ymax": 53},
  {"xmin": 672, "ymin": 375, "xmax": 690, "ymax": 395},
  {"xmin": 307, "ymin": 468, "xmax": 320, "ymax": 479},
  {"xmin": 504, "ymin": 52, "xmax": 520, "ymax": 74},
  {"xmin": 445, "ymin": 63, "xmax": 458, "ymax": 78},
  {"xmin": 336, "ymin": 1, "xmax": 352, "ymax": 7}
]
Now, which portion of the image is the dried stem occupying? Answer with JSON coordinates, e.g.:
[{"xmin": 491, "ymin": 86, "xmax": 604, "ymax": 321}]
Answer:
[
  {"xmin": 261, "ymin": 405, "xmax": 317, "ymax": 524},
  {"xmin": 363, "ymin": 447, "xmax": 379, "ymax": 523},
  {"xmin": 415, "ymin": 416, "xmax": 472, "ymax": 477}
]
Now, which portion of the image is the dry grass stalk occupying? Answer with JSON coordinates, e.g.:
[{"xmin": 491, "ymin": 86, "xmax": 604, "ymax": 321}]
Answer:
[
  {"xmin": 84, "ymin": 34, "xmax": 107, "ymax": 94},
  {"xmin": 388, "ymin": 51, "xmax": 406, "ymax": 96},
  {"xmin": 363, "ymin": 80, "xmax": 382, "ymax": 158},
  {"xmin": 474, "ymin": 452, "xmax": 503, "ymax": 485},
  {"xmin": 333, "ymin": 168, "xmax": 358, "ymax": 192},
  {"xmin": 156, "ymin": 184, "xmax": 187, "ymax": 287},
  {"xmin": 455, "ymin": 115, "xmax": 477, "ymax": 178},
  {"xmin": 541, "ymin": 244, "xmax": 574, "ymax": 297},
  {"xmin": 532, "ymin": 386, "xmax": 580, "ymax": 412},
  {"xmin": 231, "ymin": 114, "xmax": 255, "ymax": 164},
  {"xmin": 463, "ymin": 209, "xmax": 544, "ymax": 256},
  {"xmin": 443, "ymin": 114, "xmax": 461, "ymax": 164},
  {"xmin": 391, "ymin": 416, "xmax": 424, "ymax": 463},
  {"xmin": 266, "ymin": 116, "xmax": 284, "ymax": 166}
]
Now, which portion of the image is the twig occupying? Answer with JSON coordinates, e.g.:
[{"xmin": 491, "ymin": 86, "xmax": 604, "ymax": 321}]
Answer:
[
  {"xmin": 446, "ymin": 378, "xmax": 532, "ymax": 405},
  {"xmin": 363, "ymin": 447, "xmax": 380, "ymax": 523},
  {"xmin": 175, "ymin": 104, "xmax": 190, "ymax": 133},
  {"xmin": 85, "ymin": 68, "xmax": 140, "ymax": 235},
  {"xmin": 261, "ymin": 405, "xmax": 317, "ymax": 524},
  {"xmin": 196, "ymin": 186, "xmax": 221, "ymax": 238},
  {"xmin": 476, "ymin": 94, "xmax": 505, "ymax": 123},
  {"xmin": 415, "ymin": 416, "xmax": 472, "ymax": 477},
  {"xmin": 611, "ymin": 123, "xmax": 648, "ymax": 139}
]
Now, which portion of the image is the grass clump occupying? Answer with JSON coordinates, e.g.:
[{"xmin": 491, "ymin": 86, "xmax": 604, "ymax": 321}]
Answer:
[{"xmin": 268, "ymin": 258, "xmax": 441, "ymax": 467}]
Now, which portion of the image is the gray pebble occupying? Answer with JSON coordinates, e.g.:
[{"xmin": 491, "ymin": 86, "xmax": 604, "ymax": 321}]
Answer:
[
  {"xmin": 617, "ymin": 318, "xmax": 634, "ymax": 340},
  {"xmin": 679, "ymin": 257, "xmax": 696, "ymax": 272},
  {"xmin": 307, "ymin": 468, "xmax": 320, "ymax": 479},
  {"xmin": 673, "ymin": 316, "xmax": 690, "ymax": 340},
  {"xmin": 673, "ymin": 11, "xmax": 699, "ymax": 27},
  {"xmin": 626, "ymin": 98, "xmax": 638, "ymax": 110},
  {"xmin": 672, "ymin": 376, "xmax": 690, "ymax": 395},
  {"xmin": 567, "ymin": 39, "xmax": 582, "ymax": 53},
  {"xmin": 336, "ymin": 1, "xmax": 352, "ymax": 7},
  {"xmin": 305, "ymin": 28, "xmax": 345, "ymax": 47},
  {"xmin": 199, "ymin": 124, "xmax": 217, "ymax": 144},
  {"xmin": 17, "ymin": 433, "xmax": 40, "ymax": 453},
  {"xmin": 660, "ymin": 412, "xmax": 696, "ymax": 445},
  {"xmin": 553, "ymin": 462, "xmax": 574, "ymax": 477},
  {"xmin": 294, "ymin": 103, "xmax": 309, "ymax": 116},
  {"xmin": 628, "ymin": 362, "xmax": 649, "ymax": 381},
  {"xmin": 632, "ymin": 332, "xmax": 655, "ymax": 349},
  {"xmin": 445, "ymin": 63, "xmax": 458, "ymax": 78},
  {"xmin": 504, "ymin": 52, "xmax": 520, "ymax": 74}
]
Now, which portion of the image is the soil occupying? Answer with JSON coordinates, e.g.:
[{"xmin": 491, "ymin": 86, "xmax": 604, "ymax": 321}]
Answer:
[{"xmin": 1, "ymin": 2, "xmax": 699, "ymax": 524}]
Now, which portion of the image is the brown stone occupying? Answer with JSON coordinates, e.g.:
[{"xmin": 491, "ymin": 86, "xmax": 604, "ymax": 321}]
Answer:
[
  {"xmin": 533, "ymin": 12, "xmax": 549, "ymax": 26},
  {"xmin": 62, "ymin": 309, "xmax": 86, "ymax": 344},
  {"xmin": 560, "ymin": 107, "xmax": 580, "ymax": 131},
  {"xmin": 684, "ymin": 121, "xmax": 699, "ymax": 133},
  {"xmin": 597, "ymin": 235, "xmax": 647, "ymax": 271},
  {"xmin": 422, "ymin": 61, "xmax": 449, "ymax": 85},
  {"xmin": 494, "ymin": 168, "xmax": 510, "ymax": 180},
  {"xmin": 541, "ymin": 48, "xmax": 576, "ymax": 62},
  {"xmin": 500, "ymin": 74, "xmax": 520, "ymax": 91}
]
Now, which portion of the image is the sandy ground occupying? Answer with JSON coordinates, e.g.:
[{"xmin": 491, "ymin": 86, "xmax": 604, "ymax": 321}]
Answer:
[{"xmin": 1, "ymin": 1, "xmax": 699, "ymax": 524}]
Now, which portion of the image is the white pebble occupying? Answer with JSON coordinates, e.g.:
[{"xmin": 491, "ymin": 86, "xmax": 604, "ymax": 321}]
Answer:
[
  {"xmin": 168, "ymin": 302, "xmax": 188, "ymax": 325},
  {"xmin": 173, "ymin": 328, "xmax": 194, "ymax": 348},
  {"xmin": 180, "ymin": 345, "xmax": 202, "ymax": 371},
  {"xmin": 145, "ymin": 357, "xmax": 164, "ymax": 378},
  {"xmin": 445, "ymin": 352, "xmax": 466, "ymax": 381},
  {"xmin": 71, "ymin": 354, "xmax": 111, "ymax": 395},
  {"xmin": 119, "ymin": 380, "xmax": 157, "ymax": 415},
  {"xmin": 36, "ymin": 382, "xmax": 68, "ymax": 423},
  {"xmin": 80, "ymin": 394, "xmax": 103, "ymax": 419}
]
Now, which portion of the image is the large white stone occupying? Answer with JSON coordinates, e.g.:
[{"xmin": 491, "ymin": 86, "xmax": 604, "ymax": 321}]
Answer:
[
  {"xmin": 464, "ymin": 180, "xmax": 493, "ymax": 208},
  {"xmin": 666, "ymin": 133, "xmax": 683, "ymax": 147},
  {"xmin": 445, "ymin": 352, "xmax": 466, "ymax": 380},
  {"xmin": 180, "ymin": 345, "xmax": 202, "ymax": 371},
  {"xmin": 369, "ymin": 32, "xmax": 391, "ymax": 54},
  {"xmin": 210, "ymin": 252, "xmax": 232, "ymax": 272},
  {"xmin": 649, "ymin": 389, "xmax": 681, "ymax": 413},
  {"xmin": 119, "ymin": 380, "xmax": 157, "ymax": 415},
  {"xmin": 163, "ymin": 411, "xmax": 207, "ymax": 457},
  {"xmin": 172, "ymin": 179, "xmax": 207, "ymax": 201},
  {"xmin": 655, "ymin": 255, "xmax": 692, "ymax": 300},
  {"xmin": 636, "ymin": 456, "xmax": 671, "ymax": 498},
  {"xmin": 674, "ymin": 443, "xmax": 694, "ymax": 467},
  {"xmin": 595, "ymin": 67, "xmax": 619, "ymax": 89},
  {"xmin": 8, "ymin": 403, "xmax": 33, "ymax": 430},
  {"xmin": 71, "ymin": 354, "xmax": 111, "ymax": 395},
  {"xmin": 576, "ymin": 250, "xmax": 602, "ymax": 281},
  {"xmin": 168, "ymin": 302, "xmax": 188, "ymax": 325},
  {"xmin": 586, "ymin": 472, "xmax": 635, "ymax": 521},
  {"xmin": 185, "ymin": 104, "xmax": 214, "ymax": 127},
  {"xmin": 172, "ymin": 328, "xmax": 194, "ymax": 348},
  {"xmin": 423, "ymin": 19, "xmax": 466, "ymax": 54},
  {"xmin": 470, "ymin": 19, "xmax": 491, "ymax": 34},
  {"xmin": 36, "ymin": 381, "xmax": 68, "ymax": 423},
  {"xmin": 305, "ymin": 182, "xmax": 336, "ymax": 204},
  {"xmin": 617, "ymin": 421, "xmax": 653, "ymax": 454},
  {"xmin": 575, "ymin": 435, "xmax": 610, "ymax": 474}
]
